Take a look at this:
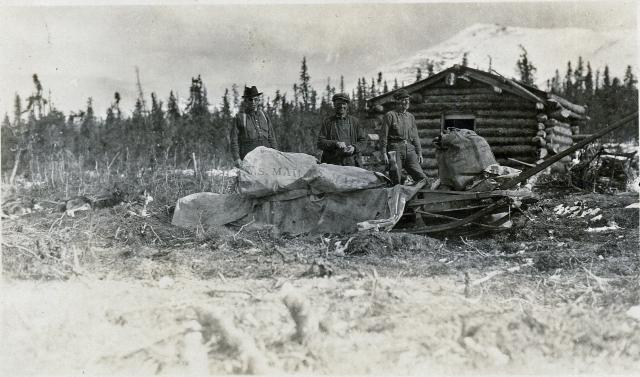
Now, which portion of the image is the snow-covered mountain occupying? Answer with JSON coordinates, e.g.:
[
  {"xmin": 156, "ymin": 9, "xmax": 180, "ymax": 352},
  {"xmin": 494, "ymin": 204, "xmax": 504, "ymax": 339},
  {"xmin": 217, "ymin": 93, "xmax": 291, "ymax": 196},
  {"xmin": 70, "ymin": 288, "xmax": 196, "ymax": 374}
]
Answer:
[{"xmin": 374, "ymin": 23, "xmax": 636, "ymax": 89}]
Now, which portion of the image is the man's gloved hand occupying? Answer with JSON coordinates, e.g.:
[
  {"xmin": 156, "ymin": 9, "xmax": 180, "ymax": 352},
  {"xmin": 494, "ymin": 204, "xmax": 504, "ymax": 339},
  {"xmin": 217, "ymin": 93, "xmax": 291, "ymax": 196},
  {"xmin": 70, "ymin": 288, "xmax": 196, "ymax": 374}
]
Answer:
[
  {"xmin": 234, "ymin": 159, "xmax": 243, "ymax": 168},
  {"xmin": 343, "ymin": 145, "xmax": 355, "ymax": 155},
  {"xmin": 336, "ymin": 141, "xmax": 347, "ymax": 149}
]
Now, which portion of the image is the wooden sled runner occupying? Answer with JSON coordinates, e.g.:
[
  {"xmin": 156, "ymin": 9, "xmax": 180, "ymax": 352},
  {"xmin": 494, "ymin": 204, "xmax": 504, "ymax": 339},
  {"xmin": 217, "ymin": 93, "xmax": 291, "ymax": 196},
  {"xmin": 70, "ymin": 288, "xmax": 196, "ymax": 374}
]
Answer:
[{"xmin": 395, "ymin": 111, "xmax": 638, "ymax": 237}]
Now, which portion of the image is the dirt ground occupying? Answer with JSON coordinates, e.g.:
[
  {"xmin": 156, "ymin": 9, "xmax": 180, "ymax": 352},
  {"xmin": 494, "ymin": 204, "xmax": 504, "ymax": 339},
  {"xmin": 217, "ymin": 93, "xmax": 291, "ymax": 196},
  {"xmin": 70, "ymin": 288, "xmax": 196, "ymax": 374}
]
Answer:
[{"xmin": 2, "ymin": 185, "xmax": 639, "ymax": 376}]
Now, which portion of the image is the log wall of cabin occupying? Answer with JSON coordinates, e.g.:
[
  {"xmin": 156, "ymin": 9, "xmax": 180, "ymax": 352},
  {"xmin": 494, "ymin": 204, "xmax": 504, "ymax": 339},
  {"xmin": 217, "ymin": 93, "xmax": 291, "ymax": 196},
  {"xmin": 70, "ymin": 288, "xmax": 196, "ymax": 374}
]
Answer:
[{"xmin": 413, "ymin": 80, "xmax": 540, "ymax": 176}]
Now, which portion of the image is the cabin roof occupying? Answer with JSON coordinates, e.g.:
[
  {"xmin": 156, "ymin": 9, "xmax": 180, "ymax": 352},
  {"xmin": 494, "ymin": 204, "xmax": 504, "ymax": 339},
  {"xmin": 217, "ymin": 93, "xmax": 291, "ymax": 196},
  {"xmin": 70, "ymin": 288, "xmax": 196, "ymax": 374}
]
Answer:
[{"xmin": 368, "ymin": 65, "xmax": 582, "ymax": 113}]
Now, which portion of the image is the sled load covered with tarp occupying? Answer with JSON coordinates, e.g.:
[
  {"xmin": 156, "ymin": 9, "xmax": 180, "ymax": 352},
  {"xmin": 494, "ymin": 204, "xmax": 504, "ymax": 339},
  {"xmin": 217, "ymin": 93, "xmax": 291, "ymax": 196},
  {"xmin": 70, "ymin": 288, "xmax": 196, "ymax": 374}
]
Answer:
[{"xmin": 172, "ymin": 147, "xmax": 424, "ymax": 235}]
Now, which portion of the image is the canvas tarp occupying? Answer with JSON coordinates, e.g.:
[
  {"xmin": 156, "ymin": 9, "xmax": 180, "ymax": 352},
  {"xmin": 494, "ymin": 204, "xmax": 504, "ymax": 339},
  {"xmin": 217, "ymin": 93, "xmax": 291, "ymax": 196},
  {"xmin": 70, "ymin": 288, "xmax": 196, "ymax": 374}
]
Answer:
[{"xmin": 172, "ymin": 148, "xmax": 424, "ymax": 234}]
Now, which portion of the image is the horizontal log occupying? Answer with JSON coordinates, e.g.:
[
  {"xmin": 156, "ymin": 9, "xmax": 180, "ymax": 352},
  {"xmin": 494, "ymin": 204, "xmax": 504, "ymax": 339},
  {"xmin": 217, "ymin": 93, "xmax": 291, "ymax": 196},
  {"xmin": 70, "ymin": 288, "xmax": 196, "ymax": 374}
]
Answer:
[
  {"xmin": 491, "ymin": 145, "xmax": 538, "ymax": 155},
  {"xmin": 536, "ymin": 130, "xmax": 547, "ymax": 138},
  {"xmin": 421, "ymin": 140, "xmax": 435, "ymax": 149},
  {"xmin": 548, "ymin": 94, "xmax": 587, "ymax": 115},
  {"xmin": 475, "ymin": 118, "xmax": 537, "ymax": 127},
  {"xmin": 545, "ymin": 126, "xmax": 573, "ymax": 138},
  {"xmin": 418, "ymin": 129, "xmax": 443, "ymax": 138},
  {"xmin": 424, "ymin": 88, "xmax": 498, "ymax": 95},
  {"xmin": 414, "ymin": 112, "xmax": 444, "ymax": 120},
  {"xmin": 416, "ymin": 119, "xmax": 442, "ymax": 128},
  {"xmin": 550, "ymin": 108, "xmax": 588, "ymax": 121},
  {"xmin": 536, "ymin": 114, "xmax": 548, "ymax": 122},
  {"xmin": 475, "ymin": 127, "xmax": 538, "ymax": 137},
  {"xmin": 412, "ymin": 101, "xmax": 539, "ymax": 112},
  {"xmin": 414, "ymin": 110, "xmax": 539, "ymax": 120},
  {"xmin": 484, "ymin": 136, "xmax": 535, "ymax": 145},
  {"xmin": 425, "ymin": 94, "xmax": 519, "ymax": 103},
  {"xmin": 546, "ymin": 134, "xmax": 573, "ymax": 146},
  {"xmin": 545, "ymin": 118, "xmax": 571, "ymax": 128},
  {"xmin": 539, "ymin": 148, "xmax": 548, "ymax": 159},
  {"xmin": 475, "ymin": 110, "xmax": 538, "ymax": 118}
]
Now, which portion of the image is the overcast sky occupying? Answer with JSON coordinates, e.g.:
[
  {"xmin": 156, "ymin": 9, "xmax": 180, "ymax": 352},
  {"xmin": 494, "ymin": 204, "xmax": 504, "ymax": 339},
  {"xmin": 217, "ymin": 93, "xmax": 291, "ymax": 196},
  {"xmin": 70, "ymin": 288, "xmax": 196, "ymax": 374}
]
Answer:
[{"xmin": 0, "ymin": 1, "xmax": 637, "ymax": 117}]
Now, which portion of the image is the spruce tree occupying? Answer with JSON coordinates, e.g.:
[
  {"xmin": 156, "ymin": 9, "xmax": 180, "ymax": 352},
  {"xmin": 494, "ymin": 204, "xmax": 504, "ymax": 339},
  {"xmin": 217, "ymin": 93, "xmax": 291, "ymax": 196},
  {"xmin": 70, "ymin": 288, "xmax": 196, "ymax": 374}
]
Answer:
[
  {"xmin": 624, "ymin": 65, "xmax": 636, "ymax": 89},
  {"xmin": 584, "ymin": 62, "xmax": 594, "ymax": 96},
  {"xmin": 515, "ymin": 45, "xmax": 537, "ymax": 86},
  {"xmin": 298, "ymin": 57, "xmax": 311, "ymax": 111},
  {"xmin": 13, "ymin": 94, "xmax": 22, "ymax": 127}
]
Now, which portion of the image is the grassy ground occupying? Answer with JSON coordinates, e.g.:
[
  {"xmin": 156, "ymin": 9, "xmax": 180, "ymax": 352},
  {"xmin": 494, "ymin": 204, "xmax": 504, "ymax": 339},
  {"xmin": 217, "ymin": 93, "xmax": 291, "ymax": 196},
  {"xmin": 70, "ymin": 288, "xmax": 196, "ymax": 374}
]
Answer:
[{"xmin": 1, "ymin": 174, "xmax": 639, "ymax": 375}]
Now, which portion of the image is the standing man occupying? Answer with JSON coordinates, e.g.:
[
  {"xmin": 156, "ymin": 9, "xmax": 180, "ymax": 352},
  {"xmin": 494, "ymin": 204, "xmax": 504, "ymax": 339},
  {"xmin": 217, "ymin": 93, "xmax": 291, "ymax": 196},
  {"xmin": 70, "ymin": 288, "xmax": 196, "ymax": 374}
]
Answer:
[
  {"xmin": 380, "ymin": 89, "xmax": 426, "ymax": 184},
  {"xmin": 317, "ymin": 93, "xmax": 365, "ymax": 166},
  {"xmin": 230, "ymin": 86, "xmax": 278, "ymax": 167}
]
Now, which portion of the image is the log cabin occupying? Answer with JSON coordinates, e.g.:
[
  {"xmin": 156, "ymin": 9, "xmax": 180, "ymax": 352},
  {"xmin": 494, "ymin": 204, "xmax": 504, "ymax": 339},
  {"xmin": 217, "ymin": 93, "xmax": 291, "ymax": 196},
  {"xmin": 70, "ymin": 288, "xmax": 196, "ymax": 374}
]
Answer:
[{"xmin": 366, "ymin": 65, "xmax": 589, "ymax": 176}]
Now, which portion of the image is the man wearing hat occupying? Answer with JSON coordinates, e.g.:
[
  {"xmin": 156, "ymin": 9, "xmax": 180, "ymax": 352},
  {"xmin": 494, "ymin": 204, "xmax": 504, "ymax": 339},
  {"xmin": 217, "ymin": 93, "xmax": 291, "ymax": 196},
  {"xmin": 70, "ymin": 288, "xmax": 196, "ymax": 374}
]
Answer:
[
  {"xmin": 230, "ymin": 85, "xmax": 278, "ymax": 167},
  {"xmin": 380, "ymin": 89, "xmax": 426, "ymax": 184},
  {"xmin": 317, "ymin": 93, "xmax": 365, "ymax": 166}
]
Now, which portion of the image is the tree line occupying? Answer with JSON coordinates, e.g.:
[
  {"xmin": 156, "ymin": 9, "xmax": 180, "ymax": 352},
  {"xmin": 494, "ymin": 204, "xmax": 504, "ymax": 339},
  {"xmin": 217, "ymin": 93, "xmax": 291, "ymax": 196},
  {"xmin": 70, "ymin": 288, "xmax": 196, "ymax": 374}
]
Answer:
[{"xmin": 2, "ymin": 53, "xmax": 637, "ymax": 178}]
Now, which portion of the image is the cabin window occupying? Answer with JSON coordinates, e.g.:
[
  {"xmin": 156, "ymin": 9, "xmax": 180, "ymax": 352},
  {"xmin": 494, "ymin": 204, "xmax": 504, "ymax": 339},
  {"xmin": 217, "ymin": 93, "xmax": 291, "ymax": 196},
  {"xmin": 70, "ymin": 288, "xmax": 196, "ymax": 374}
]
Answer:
[{"xmin": 443, "ymin": 114, "xmax": 475, "ymax": 131}]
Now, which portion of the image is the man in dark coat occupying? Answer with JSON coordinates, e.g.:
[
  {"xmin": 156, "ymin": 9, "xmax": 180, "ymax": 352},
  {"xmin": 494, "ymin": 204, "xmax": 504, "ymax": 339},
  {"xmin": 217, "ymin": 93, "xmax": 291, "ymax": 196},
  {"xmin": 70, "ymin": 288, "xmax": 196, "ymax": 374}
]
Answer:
[
  {"xmin": 230, "ymin": 86, "xmax": 278, "ymax": 167},
  {"xmin": 380, "ymin": 89, "xmax": 426, "ymax": 184},
  {"xmin": 317, "ymin": 93, "xmax": 365, "ymax": 166}
]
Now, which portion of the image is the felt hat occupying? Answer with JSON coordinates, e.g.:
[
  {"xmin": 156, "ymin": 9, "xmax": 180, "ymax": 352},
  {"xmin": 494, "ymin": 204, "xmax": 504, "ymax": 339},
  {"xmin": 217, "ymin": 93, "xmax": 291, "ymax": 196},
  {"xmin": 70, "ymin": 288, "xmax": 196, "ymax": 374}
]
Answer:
[{"xmin": 242, "ymin": 86, "xmax": 262, "ymax": 98}]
